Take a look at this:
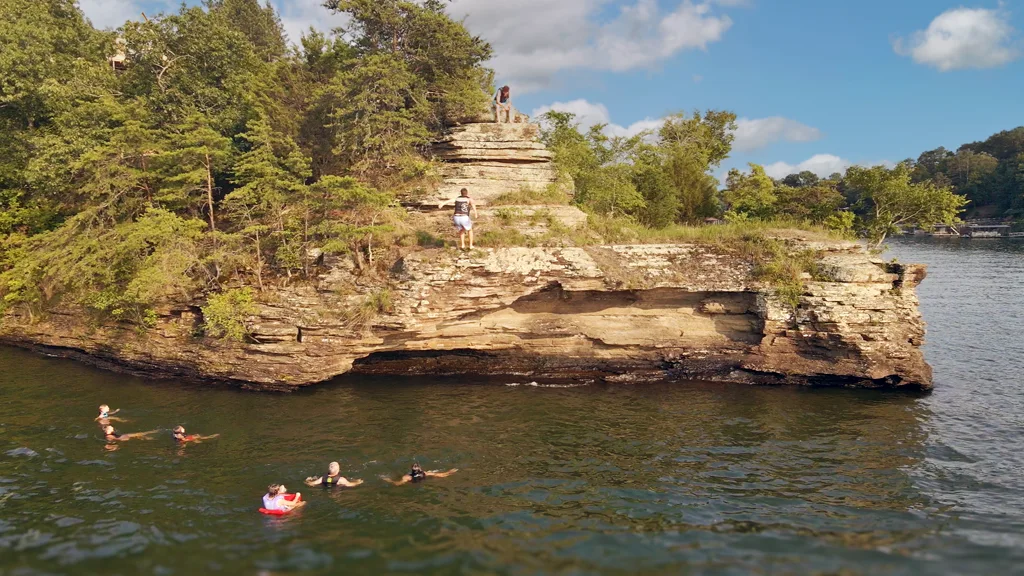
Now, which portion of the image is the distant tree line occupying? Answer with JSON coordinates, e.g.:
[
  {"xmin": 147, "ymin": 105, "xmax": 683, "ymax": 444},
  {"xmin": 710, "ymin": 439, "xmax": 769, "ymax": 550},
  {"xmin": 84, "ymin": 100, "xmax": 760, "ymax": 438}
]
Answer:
[{"xmin": 541, "ymin": 112, "xmax": 970, "ymax": 246}]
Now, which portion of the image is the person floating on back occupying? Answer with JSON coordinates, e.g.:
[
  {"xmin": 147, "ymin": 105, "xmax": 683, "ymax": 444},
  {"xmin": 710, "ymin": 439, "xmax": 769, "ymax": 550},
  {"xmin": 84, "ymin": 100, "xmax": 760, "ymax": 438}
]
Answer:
[
  {"xmin": 172, "ymin": 425, "xmax": 219, "ymax": 445},
  {"xmin": 95, "ymin": 404, "xmax": 126, "ymax": 423},
  {"xmin": 383, "ymin": 463, "xmax": 458, "ymax": 486},
  {"xmin": 102, "ymin": 425, "xmax": 158, "ymax": 442},
  {"xmin": 443, "ymin": 188, "xmax": 478, "ymax": 250},
  {"xmin": 494, "ymin": 85, "xmax": 512, "ymax": 123},
  {"xmin": 304, "ymin": 461, "xmax": 364, "ymax": 488},
  {"xmin": 262, "ymin": 484, "xmax": 304, "ymax": 512}
]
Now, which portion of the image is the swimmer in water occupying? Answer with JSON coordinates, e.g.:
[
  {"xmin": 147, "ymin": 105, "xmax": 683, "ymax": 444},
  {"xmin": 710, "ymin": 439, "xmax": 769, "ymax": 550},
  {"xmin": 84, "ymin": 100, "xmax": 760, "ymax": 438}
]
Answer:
[
  {"xmin": 102, "ymin": 425, "xmax": 159, "ymax": 442},
  {"xmin": 95, "ymin": 404, "xmax": 126, "ymax": 423},
  {"xmin": 304, "ymin": 461, "xmax": 364, "ymax": 488},
  {"xmin": 262, "ymin": 484, "xmax": 304, "ymax": 512},
  {"xmin": 172, "ymin": 425, "xmax": 219, "ymax": 444},
  {"xmin": 382, "ymin": 463, "xmax": 458, "ymax": 486}
]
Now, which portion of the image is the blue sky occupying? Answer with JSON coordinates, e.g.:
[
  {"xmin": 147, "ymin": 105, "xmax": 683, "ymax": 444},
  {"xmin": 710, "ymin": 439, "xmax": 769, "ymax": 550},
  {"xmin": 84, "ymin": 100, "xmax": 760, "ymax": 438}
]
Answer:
[{"xmin": 82, "ymin": 0, "xmax": 1023, "ymax": 179}]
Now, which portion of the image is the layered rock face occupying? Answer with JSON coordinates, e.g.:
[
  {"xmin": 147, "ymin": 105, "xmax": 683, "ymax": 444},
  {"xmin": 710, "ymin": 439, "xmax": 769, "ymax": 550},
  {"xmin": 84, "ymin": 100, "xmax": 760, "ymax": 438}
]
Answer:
[
  {"xmin": 419, "ymin": 109, "xmax": 567, "ymax": 207},
  {"xmin": 0, "ymin": 240, "xmax": 932, "ymax": 391}
]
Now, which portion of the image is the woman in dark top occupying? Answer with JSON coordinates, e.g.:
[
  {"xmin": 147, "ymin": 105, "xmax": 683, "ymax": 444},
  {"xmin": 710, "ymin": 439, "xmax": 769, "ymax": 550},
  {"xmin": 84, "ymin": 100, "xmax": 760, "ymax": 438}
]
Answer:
[{"xmin": 494, "ymin": 85, "xmax": 512, "ymax": 123}]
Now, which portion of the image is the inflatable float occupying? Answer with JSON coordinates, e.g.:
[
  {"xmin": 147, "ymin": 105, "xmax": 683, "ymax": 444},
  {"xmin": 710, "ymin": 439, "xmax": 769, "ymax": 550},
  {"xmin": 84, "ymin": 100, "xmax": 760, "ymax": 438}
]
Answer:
[{"xmin": 259, "ymin": 493, "xmax": 302, "ymax": 515}]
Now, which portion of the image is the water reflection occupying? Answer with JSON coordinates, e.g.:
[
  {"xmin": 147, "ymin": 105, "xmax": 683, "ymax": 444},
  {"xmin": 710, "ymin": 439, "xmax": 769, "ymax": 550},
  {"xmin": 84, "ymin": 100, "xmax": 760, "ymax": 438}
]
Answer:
[{"xmin": 3, "ymin": 234, "xmax": 1024, "ymax": 574}]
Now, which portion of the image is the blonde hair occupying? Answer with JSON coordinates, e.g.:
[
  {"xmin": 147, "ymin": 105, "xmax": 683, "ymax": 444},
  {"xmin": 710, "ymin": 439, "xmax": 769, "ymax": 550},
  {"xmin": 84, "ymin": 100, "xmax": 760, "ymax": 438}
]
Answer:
[{"xmin": 329, "ymin": 462, "xmax": 340, "ymax": 474}]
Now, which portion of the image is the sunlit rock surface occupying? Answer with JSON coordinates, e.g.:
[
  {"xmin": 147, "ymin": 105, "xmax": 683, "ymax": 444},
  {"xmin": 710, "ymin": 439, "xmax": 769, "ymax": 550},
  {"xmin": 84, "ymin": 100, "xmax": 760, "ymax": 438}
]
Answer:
[{"xmin": 1, "ymin": 239, "xmax": 932, "ymax": 391}]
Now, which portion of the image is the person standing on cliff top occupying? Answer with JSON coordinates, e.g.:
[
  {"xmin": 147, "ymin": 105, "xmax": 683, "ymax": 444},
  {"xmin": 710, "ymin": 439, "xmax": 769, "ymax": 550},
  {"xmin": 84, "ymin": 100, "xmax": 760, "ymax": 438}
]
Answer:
[
  {"xmin": 494, "ymin": 85, "xmax": 512, "ymax": 123},
  {"xmin": 439, "ymin": 188, "xmax": 478, "ymax": 250}
]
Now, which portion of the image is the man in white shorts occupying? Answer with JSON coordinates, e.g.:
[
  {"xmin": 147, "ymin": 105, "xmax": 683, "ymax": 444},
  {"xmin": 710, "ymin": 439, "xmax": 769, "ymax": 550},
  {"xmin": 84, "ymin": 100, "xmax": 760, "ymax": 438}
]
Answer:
[{"xmin": 449, "ymin": 188, "xmax": 478, "ymax": 249}]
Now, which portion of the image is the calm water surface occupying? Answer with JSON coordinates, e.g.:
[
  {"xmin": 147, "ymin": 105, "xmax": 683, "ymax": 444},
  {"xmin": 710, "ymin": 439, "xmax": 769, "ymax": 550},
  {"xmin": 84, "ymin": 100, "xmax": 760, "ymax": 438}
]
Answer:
[{"xmin": 1, "ymin": 237, "xmax": 1022, "ymax": 575}]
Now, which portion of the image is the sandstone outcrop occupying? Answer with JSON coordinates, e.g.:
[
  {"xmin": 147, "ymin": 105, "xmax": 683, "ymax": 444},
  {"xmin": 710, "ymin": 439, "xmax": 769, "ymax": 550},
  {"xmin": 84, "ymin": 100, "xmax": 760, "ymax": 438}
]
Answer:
[
  {"xmin": 419, "ymin": 106, "xmax": 569, "ymax": 207},
  {"xmin": 0, "ymin": 238, "xmax": 932, "ymax": 391}
]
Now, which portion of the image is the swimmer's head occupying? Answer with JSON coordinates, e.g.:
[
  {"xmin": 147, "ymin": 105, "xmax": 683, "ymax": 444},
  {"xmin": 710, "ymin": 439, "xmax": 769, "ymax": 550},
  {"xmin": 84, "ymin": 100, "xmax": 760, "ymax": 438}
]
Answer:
[
  {"xmin": 173, "ymin": 425, "xmax": 185, "ymax": 435},
  {"xmin": 411, "ymin": 463, "xmax": 423, "ymax": 473},
  {"xmin": 98, "ymin": 404, "xmax": 109, "ymax": 414},
  {"xmin": 103, "ymin": 425, "xmax": 115, "ymax": 435},
  {"xmin": 267, "ymin": 483, "xmax": 282, "ymax": 496},
  {"xmin": 329, "ymin": 462, "xmax": 340, "ymax": 475}
]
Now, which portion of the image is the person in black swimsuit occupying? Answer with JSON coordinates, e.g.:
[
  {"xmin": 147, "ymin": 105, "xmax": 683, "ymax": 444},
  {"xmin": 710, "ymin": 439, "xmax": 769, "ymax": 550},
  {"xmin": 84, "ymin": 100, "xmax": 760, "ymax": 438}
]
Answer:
[
  {"xmin": 383, "ymin": 463, "xmax": 458, "ymax": 486},
  {"xmin": 304, "ymin": 461, "xmax": 364, "ymax": 488}
]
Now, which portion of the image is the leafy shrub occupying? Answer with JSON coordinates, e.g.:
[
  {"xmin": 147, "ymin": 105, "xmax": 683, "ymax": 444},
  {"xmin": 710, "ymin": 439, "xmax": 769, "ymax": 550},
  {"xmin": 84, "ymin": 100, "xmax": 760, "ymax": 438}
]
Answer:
[{"xmin": 201, "ymin": 288, "xmax": 258, "ymax": 342}]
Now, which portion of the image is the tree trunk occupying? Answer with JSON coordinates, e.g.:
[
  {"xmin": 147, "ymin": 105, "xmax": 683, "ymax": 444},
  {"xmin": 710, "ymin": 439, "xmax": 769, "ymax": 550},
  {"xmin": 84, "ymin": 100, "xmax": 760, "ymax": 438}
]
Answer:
[
  {"xmin": 205, "ymin": 154, "xmax": 216, "ymax": 232},
  {"xmin": 254, "ymin": 228, "xmax": 264, "ymax": 291}
]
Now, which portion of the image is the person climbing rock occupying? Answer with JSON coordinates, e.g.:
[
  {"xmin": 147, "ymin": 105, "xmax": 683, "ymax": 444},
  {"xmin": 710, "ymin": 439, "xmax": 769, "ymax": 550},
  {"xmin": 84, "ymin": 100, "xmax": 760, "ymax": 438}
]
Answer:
[
  {"xmin": 304, "ymin": 461, "xmax": 364, "ymax": 488},
  {"xmin": 494, "ymin": 85, "xmax": 512, "ymax": 123},
  {"xmin": 441, "ymin": 188, "xmax": 478, "ymax": 250},
  {"xmin": 382, "ymin": 463, "xmax": 458, "ymax": 486}
]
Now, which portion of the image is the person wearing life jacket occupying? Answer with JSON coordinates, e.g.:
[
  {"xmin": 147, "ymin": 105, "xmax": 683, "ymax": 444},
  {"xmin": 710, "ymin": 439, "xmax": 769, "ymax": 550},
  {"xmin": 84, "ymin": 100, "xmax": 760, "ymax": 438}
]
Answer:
[
  {"xmin": 304, "ymin": 461, "xmax": 364, "ymax": 488},
  {"xmin": 442, "ymin": 188, "xmax": 478, "ymax": 250},
  {"xmin": 95, "ymin": 404, "xmax": 126, "ymax": 423},
  {"xmin": 382, "ymin": 463, "xmax": 458, "ymax": 486},
  {"xmin": 494, "ymin": 85, "xmax": 512, "ymax": 123},
  {"xmin": 172, "ymin": 425, "xmax": 219, "ymax": 444},
  {"xmin": 262, "ymin": 484, "xmax": 304, "ymax": 512},
  {"xmin": 102, "ymin": 425, "xmax": 158, "ymax": 442}
]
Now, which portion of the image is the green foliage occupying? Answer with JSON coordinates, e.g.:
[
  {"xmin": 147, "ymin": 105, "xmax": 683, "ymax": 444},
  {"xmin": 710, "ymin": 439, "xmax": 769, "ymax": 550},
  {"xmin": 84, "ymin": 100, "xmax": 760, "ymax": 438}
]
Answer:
[
  {"xmin": 540, "ymin": 109, "xmax": 736, "ymax": 225},
  {"xmin": 1, "ymin": 208, "xmax": 205, "ymax": 322},
  {"xmin": 723, "ymin": 164, "xmax": 777, "ymax": 220},
  {"xmin": 846, "ymin": 163, "xmax": 968, "ymax": 246},
  {"xmin": 201, "ymin": 287, "xmax": 257, "ymax": 341}
]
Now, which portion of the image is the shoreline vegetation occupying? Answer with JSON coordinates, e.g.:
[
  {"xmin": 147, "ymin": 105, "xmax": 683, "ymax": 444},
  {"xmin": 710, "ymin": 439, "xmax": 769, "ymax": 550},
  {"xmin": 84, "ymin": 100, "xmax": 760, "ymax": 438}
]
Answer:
[{"xmin": 0, "ymin": 0, "xmax": 1003, "ymax": 340}]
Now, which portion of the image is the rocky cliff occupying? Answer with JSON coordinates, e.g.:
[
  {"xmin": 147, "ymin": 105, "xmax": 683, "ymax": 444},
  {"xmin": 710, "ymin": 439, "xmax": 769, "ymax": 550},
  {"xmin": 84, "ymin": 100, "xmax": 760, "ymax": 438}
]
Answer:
[
  {"xmin": 0, "ymin": 238, "xmax": 933, "ymax": 391},
  {"xmin": 417, "ymin": 106, "xmax": 569, "ymax": 207}
]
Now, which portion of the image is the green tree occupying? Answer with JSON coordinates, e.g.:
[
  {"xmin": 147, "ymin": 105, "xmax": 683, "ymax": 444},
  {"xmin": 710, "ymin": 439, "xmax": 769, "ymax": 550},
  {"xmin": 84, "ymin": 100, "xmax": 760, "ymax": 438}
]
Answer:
[
  {"xmin": 160, "ymin": 113, "xmax": 233, "ymax": 231},
  {"xmin": 723, "ymin": 164, "xmax": 777, "ymax": 220},
  {"xmin": 658, "ymin": 110, "xmax": 737, "ymax": 221},
  {"xmin": 846, "ymin": 163, "xmax": 968, "ymax": 246}
]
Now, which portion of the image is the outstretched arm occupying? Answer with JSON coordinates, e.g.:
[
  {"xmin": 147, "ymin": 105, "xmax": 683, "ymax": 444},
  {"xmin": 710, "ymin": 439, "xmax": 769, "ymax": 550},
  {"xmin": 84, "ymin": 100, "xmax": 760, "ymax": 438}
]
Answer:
[
  {"xmin": 382, "ymin": 474, "xmax": 412, "ymax": 486},
  {"xmin": 426, "ymin": 468, "xmax": 458, "ymax": 478},
  {"xmin": 304, "ymin": 476, "xmax": 323, "ymax": 487},
  {"xmin": 124, "ymin": 429, "xmax": 160, "ymax": 440},
  {"xmin": 339, "ymin": 477, "xmax": 364, "ymax": 487}
]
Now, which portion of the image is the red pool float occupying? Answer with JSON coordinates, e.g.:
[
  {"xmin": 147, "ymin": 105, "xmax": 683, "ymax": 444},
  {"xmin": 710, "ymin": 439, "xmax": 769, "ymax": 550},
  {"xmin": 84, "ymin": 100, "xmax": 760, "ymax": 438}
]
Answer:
[{"xmin": 259, "ymin": 493, "xmax": 301, "ymax": 515}]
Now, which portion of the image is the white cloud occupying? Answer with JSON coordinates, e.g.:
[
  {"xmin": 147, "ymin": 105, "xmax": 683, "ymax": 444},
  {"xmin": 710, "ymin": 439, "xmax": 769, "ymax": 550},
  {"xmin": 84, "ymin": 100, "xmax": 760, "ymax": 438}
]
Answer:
[
  {"xmin": 530, "ymin": 99, "xmax": 662, "ymax": 138},
  {"xmin": 533, "ymin": 100, "xmax": 823, "ymax": 152},
  {"xmin": 732, "ymin": 117, "xmax": 821, "ymax": 152},
  {"xmin": 273, "ymin": 0, "xmax": 348, "ymax": 45},
  {"xmin": 893, "ymin": 7, "xmax": 1020, "ymax": 71},
  {"xmin": 451, "ymin": 0, "xmax": 734, "ymax": 92},
  {"xmin": 78, "ymin": 0, "xmax": 143, "ymax": 29},
  {"xmin": 762, "ymin": 155, "xmax": 895, "ymax": 179}
]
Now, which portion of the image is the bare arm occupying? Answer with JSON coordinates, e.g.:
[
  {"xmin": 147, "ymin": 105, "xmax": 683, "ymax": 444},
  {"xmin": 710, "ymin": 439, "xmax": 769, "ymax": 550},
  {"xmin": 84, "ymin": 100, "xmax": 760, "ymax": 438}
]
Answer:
[
  {"xmin": 339, "ymin": 477, "xmax": 364, "ymax": 487},
  {"xmin": 426, "ymin": 468, "xmax": 458, "ymax": 478},
  {"xmin": 469, "ymin": 199, "xmax": 478, "ymax": 219},
  {"xmin": 382, "ymin": 474, "xmax": 412, "ymax": 486},
  {"xmin": 304, "ymin": 476, "xmax": 323, "ymax": 487}
]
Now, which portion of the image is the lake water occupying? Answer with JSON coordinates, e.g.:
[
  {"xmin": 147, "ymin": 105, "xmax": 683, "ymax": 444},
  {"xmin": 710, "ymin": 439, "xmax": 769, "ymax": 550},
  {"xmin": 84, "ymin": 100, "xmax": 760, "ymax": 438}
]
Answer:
[{"xmin": 1, "ymin": 237, "xmax": 1023, "ymax": 575}]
